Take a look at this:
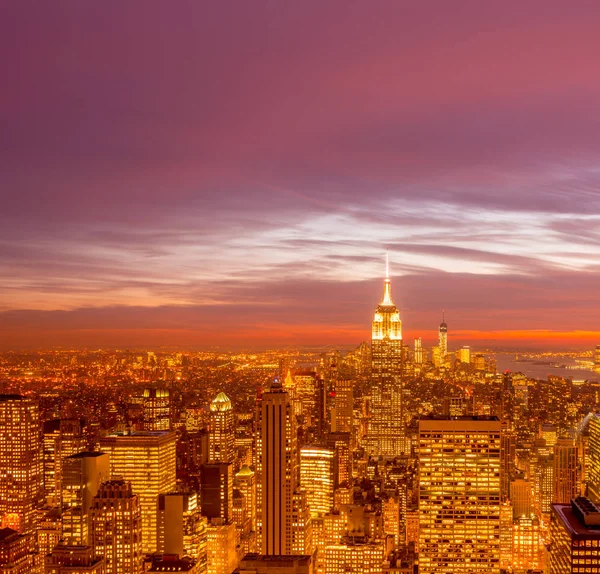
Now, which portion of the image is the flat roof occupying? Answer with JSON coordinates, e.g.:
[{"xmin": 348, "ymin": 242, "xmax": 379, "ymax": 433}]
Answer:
[{"xmin": 552, "ymin": 504, "xmax": 600, "ymax": 539}]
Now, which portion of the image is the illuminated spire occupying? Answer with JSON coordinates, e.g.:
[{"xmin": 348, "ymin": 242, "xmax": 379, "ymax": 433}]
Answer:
[{"xmin": 381, "ymin": 249, "xmax": 394, "ymax": 306}]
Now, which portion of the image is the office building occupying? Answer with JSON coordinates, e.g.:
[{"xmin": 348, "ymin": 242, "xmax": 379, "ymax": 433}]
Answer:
[
  {"xmin": 209, "ymin": 392, "xmax": 235, "ymax": 464},
  {"xmin": 258, "ymin": 379, "xmax": 309, "ymax": 555},
  {"xmin": 300, "ymin": 446, "xmax": 335, "ymax": 518},
  {"xmin": 553, "ymin": 438, "xmax": 579, "ymax": 505},
  {"xmin": 367, "ymin": 255, "xmax": 405, "ymax": 457},
  {"xmin": 90, "ymin": 480, "xmax": 143, "ymax": 574},
  {"xmin": 46, "ymin": 544, "xmax": 105, "ymax": 574},
  {"xmin": 142, "ymin": 388, "xmax": 171, "ymax": 431},
  {"xmin": 201, "ymin": 463, "xmax": 233, "ymax": 523},
  {"xmin": 0, "ymin": 528, "xmax": 39, "ymax": 574},
  {"xmin": 549, "ymin": 497, "xmax": 600, "ymax": 573},
  {"xmin": 0, "ymin": 395, "xmax": 43, "ymax": 535},
  {"xmin": 61, "ymin": 451, "xmax": 110, "ymax": 544},
  {"xmin": 206, "ymin": 520, "xmax": 237, "ymax": 574},
  {"xmin": 99, "ymin": 431, "xmax": 176, "ymax": 553},
  {"xmin": 418, "ymin": 416, "xmax": 501, "ymax": 574},
  {"xmin": 158, "ymin": 491, "xmax": 207, "ymax": 567},
  {"xmin": 324, "ymin": 539, "xmax": 384, "ymax": 574},
  {"xmin": 235, "ymin": 553, "xmax": 315, "ymax": 574}
]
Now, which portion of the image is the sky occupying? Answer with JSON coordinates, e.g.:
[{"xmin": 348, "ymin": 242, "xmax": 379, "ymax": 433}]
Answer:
[{"xmin": 1, "ymin": 1, "xmax": 600, "ymax": 351}]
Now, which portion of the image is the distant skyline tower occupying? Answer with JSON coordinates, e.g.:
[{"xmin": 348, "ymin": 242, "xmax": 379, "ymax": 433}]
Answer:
[
  {"xmin": 209, "ymin": 392, "xmax": 235, "ymax": 464},
  {"xmin": 439, "ymin": 311, "xmax": 448, "ymax": 359},
  {"xmin": 0, "ymin": 395, "xmax": 43, "ymax": 535},
  {"xmin": 414, "ymin": 337, "xmax": 423, "ymax": 364},
  {"xmin": 367, "ymin": 251, "xmax": 405, "ymax": 457}
]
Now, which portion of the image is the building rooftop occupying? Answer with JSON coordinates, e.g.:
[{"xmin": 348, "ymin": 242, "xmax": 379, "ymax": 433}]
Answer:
[
  {"xmin": 552, "ymin": 499, "xmax": 600, "ymax": 539},
  {"xmin": 210, "ymin": 392, "xmax": 232, "ymax": 412},
  {"xmin": 67, "ymin": 451, "xmax": 106, "ymax": 459}
]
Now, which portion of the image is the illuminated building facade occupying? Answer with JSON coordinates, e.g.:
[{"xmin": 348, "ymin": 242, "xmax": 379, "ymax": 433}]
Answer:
[
  {"xmin": 324, "ymin": 539, "xmax": 384, "ymax": 574},
  {"xmin": 90, "ymin": 480, "xmax": 143, "ymax": 574},
  {"xmin": 234, "ymin": 554, "xmax": 315, "ymax": 574},
  {"xmin": 549, "ymin": 497, "xmax": 600, "ymax": 574},
  {"xmin": 367, "ymin": 257, "xmax": 405, "ymax": 457},
  {"xmin": 99, "ymin": 431, "xmax": 176, "ymax": 553},
  {"xmin": 418, "ymin": 416, "xmax": 501, "ymax": 574},
  {"xmin": 0, "ymin": 395, "xmax": 43, "ymax": 535},
  {"xmin": 0, "ymin": 528, "xmax": 39, "ymax": 574},
  {"xmin": 553, "ymin": 438, "xmax": 579, "ymax": 505},
  {"xmin": 588, "ymin": 414, "xmax": 600, "ymax": 503},
  {"xmin": 258, "ymin": 379, "xmax": 308, "ymax": 555},
  {"xmin": 329, "ymin": 379, "xmax": 353, "ymax": 434},
  {"xmin": 209, "ymin": 392, "xmax": 235, "ymax": 464},
  {"xmin": 234, "ymin": 466, "xmax": 256, "ymax": 533},
  {"xmin": 61, "ymin": 452, "xmax": 110, "ymax": 545},
  {"xmin": 438, "ymin": 314, "xmax": 448, "ymax": 359},
  {"xmin": 414, "ymin": 338, "xmax": 423, "ymax": 365},
  {"xmin": 43, "ymin": 419, "xmax": 85, "ymax": 506},
  {"xmin": 46, "ymin": 544, "xmax": 105, "ymax": 574},
  {"xmin": 142, "ymin": 388, "xmax": 170, "ymax": 431},
  {"xmin": 201, "ymin": 463, "xmax": 233, "ymax": 523},
  {"xmin": 158, "ymin": 492, "xmax": 207, "ymax": 570},
  {"xmin": 300, "ymin": 446, "xmax": 335, "ymax": 518},
  {"xmin": 206, "ymin": 520, "xmax": 237, "ymax": 574}
]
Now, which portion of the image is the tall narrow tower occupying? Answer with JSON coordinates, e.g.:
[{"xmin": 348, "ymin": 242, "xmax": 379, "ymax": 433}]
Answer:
[
  {"xmin": 209, "ymin": 392, "xmax": 235, "ymax": 464},
  {"xmin": 259, "ymin": 378, "xmax": 308, "ymax": 555},
  {"xmin": 439, "ymin": 312, "xmax": 448, "ymax": 359},
  {"xmin": 367, "ymin": 252, "xmax": 405, "ymax": 457},
  {"xmin": 0, "ymin": 395, "xmax": 43, "ymax": 535}
]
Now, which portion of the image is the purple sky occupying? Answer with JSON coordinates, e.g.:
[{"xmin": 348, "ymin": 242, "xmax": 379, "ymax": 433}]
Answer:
[{"xmin": 2, "ymin": 1, "xmax": 600, "ymax": 350}]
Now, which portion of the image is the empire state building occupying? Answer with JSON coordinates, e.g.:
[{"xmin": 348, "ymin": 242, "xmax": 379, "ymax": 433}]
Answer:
[{"xmin": 366, "ymin": 255, "xmax": 406, "ymax": 457}]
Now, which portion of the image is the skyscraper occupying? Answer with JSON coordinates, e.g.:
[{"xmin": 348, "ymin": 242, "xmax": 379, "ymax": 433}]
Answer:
[
  {"xmin": 553, "ymin": 438, "xmax": 579, "ymax": 505},
  {"xmin": 439, "ymin": 312, "xmax": 448, "ymax": 360},
  {"xmin": 587, "ymin": 414, "xmax": 600, "ymax": 503},
  {"xmin": 142, "ymin": 388, "xmax": 171, "ymax": 431},
  {"xmin": 209, "ymin": 392, "xmax": 235, "ymax": 464},
  {"xmin": 0, "ymin": 395, "xmax": 43, "ymax": 535},
  {"xmin": 258, "ymin": 378, "xmax": 308, "ymax": 555},
  {"xmin": 99, "ymin": 431, "xmax": 176, "ymax": 553},
  {"xmin": 61, "ymin": 451, "xmax": 110, "ymax": 544},
  {"xmin": 549, "ymin": 497, "xmax": 600, "ymax": 573},
  {"xmin": 367, "ymin": 253, "xmax": 405, "ymax": 457},
  {"xmin": 90, "ymin": 479, "xmax": 143, "ymax": 574},
  {"xmin": 300, "ymin": 446, "xmax": 335, "ymax": 518},
  {"xmin": 418, "ymin": 416, "xmax": 501, "ymax": 574},
  {"xmin": 201, "ymin": 462, "xmax": 233, "ymax": 523}
]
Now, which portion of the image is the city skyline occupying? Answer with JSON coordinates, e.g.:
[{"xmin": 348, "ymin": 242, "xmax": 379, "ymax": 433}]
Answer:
[{"xmin": 2, "ymin": 1, "xmax": 600, "ymax": 350}]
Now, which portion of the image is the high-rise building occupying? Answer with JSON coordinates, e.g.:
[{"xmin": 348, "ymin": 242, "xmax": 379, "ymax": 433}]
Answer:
[
  {"xmin": 418, "ymin": 416, "xmax": 501, "ymax": 574},
  {"xmin": 90, "ymin": 480, "xmax": 143, "ymax": 574},
  {"xmin": 142, "ymin": 388, "xmax": 171, "ymax": 431},
  {"xmin": 201, "ymin": 463, "xmax": 233, "ymax": 523},
  {"xmin": 234, "ymin": 466, "xmax": 256, "ymax": 533},
  {"xmin": 0, "ymin": 395, "xmax": 43, "ymax": 535},
  {"xmin": 46, "ymin": 544, "xmax": 105, "ymax": 574},
  {"xmin": 209, "ymin": 393, "xmax": 235, "ymax": 464},
  {"xmin": 414, "ymin": 338, "xmax": 423, "ymax": 365},
  {"xmin": 99, "ymin": 431, "xmax": 176, "ymax": 553},
  {"xmin": 62, "ymin": 451, "xmax": 110, "ymax": 544},
  {"xmin": 258, "ymin": 379, "xmax": 307, "ymax": 555},
  {"xmin": 553, "ymin": 438, "xmax": 579, "ymax": 504},
  {"xmin": 587, "ymin": 414, "xmax": 600, "ymax": 503},
  {"xmin": 206, "ymin": 520, "xmax": 237, "ymax": 574},
  {"xmin": 458, "ymin": 346, "xmax": 471, "ymax": 364},
  {"xmin": 438, "ymin": 313, "xmax": 448, "ymax": 359},
  {"xmin": 329, "ymin": 379, "xmax": 353, "ymax": 434},
  {"xmin": 549, "ymin": 497, "xmax": 600, "ymax": 573},
  {"xmin": 300, "ymin": 446, "xmax": 335, "ymax": 518},
  {"xmin": 595, "ymin": 345, "xmax": 600, "ymax": 371},
  {"xmin": 158, "ymin": 492, "xmax": 207, "ymax": 570},
  {"xmin": 367, "ymin": 255, "xmax": 405, "ymax": 457},
  {"xmin": 43, "ymin": 419, "xmax": 85, "ymax": 506},
  {"xmin": 0, "ymin": 528, "xmax": 40, "ymax": 574}
]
